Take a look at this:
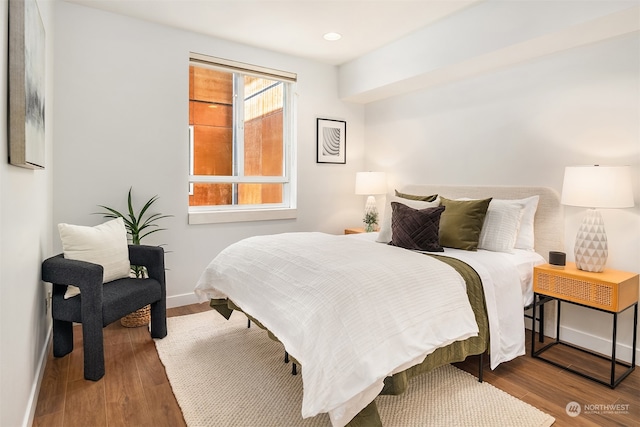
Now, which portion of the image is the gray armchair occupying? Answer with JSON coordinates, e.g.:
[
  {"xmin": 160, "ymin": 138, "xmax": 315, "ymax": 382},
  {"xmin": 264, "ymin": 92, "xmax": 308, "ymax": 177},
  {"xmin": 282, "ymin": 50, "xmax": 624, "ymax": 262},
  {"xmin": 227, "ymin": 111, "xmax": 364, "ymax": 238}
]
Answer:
[{"xmin": 41, "ymin": 244, "xmax": 167, "ymax": 381}]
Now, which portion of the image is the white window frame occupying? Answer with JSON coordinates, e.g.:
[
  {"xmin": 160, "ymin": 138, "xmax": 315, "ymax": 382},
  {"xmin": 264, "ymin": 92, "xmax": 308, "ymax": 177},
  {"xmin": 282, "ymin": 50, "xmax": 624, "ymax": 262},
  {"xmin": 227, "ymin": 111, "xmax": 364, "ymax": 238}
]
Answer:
[{"xmin": 188, "ymin": 53, "xmax": 297, "ymax": 224}]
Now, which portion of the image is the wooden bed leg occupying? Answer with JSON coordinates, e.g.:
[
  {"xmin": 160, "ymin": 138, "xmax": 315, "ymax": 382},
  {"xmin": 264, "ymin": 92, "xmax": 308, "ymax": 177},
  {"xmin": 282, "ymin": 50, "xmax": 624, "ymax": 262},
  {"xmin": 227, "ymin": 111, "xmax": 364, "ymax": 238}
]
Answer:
[
  {"xmin": 284, "ymin": 351, "xmax": 289, "ymax": 363},
  {"xmin": 478, "ymin": 353, "xmax": 484, "ymax": 383},
  {"xmin": 247, "ymin": 319, "xmax": 251, "ymax": 328}
]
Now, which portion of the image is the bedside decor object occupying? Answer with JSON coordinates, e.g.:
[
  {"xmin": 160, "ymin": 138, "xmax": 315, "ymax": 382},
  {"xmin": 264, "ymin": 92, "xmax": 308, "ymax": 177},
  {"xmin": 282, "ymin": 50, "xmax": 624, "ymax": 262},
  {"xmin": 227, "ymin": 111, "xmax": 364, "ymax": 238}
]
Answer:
[
  {"xmin": 355, "ymin": 171, "xmax": 387, "ymax": 232},
  {"xmin": 316, "ymin": 118, "xmax": 346, "ymax": 164},
  {"xmin": 8, "ymin": 0, "xmax": 46, "ymax": 169},
  {"xmin": 561, "ymin": 165, "xmax": 634, "ymax": 272},
  {"xmin": 97, "ymin": 187, "xmax": 171, "ymax": 327},
  {"xmin": 363, "ymin": 210, "xmax": 379, "ymax": 232},
  {"xmin": 548, "ymin": 251, "xmax": 566, "ymax": 268}
]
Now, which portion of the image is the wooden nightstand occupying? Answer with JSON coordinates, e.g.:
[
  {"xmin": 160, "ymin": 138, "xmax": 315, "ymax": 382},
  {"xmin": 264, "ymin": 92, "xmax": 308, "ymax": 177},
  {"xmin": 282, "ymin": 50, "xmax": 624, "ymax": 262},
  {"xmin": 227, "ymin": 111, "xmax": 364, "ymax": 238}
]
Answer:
[
  {"xmin": 531, "ymin": 262, "xmax": 639, "ymax": 388},
  {"xmin": 344, "ymin": 227, "xmax": 366, "ymax": 234}
]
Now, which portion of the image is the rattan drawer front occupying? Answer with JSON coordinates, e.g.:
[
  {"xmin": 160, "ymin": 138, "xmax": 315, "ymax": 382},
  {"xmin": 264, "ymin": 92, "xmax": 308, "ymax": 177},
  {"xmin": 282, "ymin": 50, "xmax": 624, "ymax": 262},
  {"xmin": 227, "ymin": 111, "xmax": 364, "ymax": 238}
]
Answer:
[{"xmin": 536, "ymin": 272, "xmax": 613, "ymax": 310}]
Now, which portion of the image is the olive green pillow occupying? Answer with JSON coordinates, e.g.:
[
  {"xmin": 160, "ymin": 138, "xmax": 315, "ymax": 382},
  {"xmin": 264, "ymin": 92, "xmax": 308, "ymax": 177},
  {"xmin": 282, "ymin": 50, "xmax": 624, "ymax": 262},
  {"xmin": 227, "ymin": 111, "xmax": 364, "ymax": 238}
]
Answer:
[
  {"xmin": 438, "ymin": 197, "xmax": 492, "ymax": 251},
  {"xmin": 394, "ymin": 189, "xmax": 438, "ymax": 202}
]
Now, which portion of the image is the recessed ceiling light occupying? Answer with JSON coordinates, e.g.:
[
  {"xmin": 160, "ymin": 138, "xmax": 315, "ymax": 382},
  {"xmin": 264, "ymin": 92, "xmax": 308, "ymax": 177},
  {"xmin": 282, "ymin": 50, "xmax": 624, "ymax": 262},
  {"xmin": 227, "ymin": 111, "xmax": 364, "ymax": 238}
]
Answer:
[{"xmin": 323, "ymin": 32, "xmax": 342, "ymax": 41}]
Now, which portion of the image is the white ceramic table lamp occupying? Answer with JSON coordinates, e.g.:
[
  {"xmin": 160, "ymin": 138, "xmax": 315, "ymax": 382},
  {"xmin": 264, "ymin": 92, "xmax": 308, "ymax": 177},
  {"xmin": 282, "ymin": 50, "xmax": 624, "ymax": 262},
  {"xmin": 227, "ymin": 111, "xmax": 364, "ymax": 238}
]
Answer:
[
  {"xmin": 561, "ymin": 165, "xmax": 634, "ymax": 272},
  {"xmin": 355, "ymin": 172, "xmax": 387, "ymax": 231}
]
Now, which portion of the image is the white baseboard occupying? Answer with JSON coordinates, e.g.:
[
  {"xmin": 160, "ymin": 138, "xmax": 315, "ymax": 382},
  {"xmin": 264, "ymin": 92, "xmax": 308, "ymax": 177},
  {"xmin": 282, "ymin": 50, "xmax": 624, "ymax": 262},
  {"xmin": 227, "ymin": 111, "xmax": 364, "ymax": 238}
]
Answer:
[
  {"xmin": 23, "ymin": 325, "xmax": 52, "ymax": 427},
  {"xmin": 167, "ymin": 292, "xmax": 201, "ymax": 309}
]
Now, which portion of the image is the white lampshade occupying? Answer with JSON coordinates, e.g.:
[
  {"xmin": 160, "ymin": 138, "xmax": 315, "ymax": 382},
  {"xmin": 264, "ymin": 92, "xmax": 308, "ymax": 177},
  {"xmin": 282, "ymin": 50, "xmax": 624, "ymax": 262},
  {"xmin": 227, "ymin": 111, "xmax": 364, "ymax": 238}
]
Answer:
[
  {"xmin": 355, "ymin": 172, "xmax": 387, "ymax": 195},
  {"xmin": 561, "ymin": 165, "xmax": 634, "ymax": 273},
  {"xmin": 561, "ymin": 165, "xmax": 634, "ymax": 209}
]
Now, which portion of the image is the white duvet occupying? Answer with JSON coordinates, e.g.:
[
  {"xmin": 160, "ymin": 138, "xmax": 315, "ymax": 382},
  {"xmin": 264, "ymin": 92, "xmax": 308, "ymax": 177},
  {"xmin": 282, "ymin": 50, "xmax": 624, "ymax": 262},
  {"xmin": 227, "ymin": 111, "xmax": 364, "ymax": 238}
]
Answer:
[{"xmin": 194, "ymin": 232, "xmax": 539, "ymax": 426}]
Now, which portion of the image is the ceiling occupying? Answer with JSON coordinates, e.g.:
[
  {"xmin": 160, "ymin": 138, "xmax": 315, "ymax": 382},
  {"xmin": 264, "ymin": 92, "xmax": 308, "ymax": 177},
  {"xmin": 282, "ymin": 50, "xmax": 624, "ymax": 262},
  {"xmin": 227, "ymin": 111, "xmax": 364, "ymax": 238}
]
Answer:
[{"xmin": 65, "ymin": 0, "xmax": 481, "ymax": 65}]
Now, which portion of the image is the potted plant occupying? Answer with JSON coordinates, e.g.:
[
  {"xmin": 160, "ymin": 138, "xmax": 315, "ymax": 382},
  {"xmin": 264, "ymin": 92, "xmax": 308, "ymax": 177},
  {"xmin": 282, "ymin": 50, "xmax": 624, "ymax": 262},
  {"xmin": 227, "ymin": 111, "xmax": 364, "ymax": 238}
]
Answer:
[
  {"xmin": 97, "ymin": 187, "xmax": 171, "ymax": 326},
  {"xmin": 363, "ymin": 210, "xmax": 379, "ymax": 232}
]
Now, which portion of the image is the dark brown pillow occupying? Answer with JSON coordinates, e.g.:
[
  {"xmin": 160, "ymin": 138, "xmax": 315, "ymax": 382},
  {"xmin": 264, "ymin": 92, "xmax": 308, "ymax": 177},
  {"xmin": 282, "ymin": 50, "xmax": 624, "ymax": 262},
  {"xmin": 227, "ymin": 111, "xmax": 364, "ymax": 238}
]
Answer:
[
  {"xmin": 438, "ymin": 197, "xmax": 492, "ymax": 251},
  {"xmin": 394, "ymin": 189, "xmax": 438, "ymax": 202},
  {"xmin": 390, "ymin": 203, "xmax": 445, "ymax": 252}
]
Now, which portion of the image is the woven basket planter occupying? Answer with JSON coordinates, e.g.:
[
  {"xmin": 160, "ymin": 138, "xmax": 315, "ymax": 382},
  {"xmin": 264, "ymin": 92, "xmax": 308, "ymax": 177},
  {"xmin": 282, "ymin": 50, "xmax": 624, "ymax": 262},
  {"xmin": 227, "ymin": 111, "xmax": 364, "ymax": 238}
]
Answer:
[{"xmin": 121, "ymin": 304, "xmax": 150, "ymax": 328}]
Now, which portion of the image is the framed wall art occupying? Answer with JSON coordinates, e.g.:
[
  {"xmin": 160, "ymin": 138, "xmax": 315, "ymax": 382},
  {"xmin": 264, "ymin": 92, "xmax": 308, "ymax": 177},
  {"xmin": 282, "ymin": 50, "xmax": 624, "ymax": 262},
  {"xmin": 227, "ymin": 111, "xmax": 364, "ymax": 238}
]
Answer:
[
  {"xmin": 9, "ymin": 0, "xmax": 46, "ymax": 169},
  {"xmin": 316, "ymin": 118, "xmax": 346, "ymax": 164}
]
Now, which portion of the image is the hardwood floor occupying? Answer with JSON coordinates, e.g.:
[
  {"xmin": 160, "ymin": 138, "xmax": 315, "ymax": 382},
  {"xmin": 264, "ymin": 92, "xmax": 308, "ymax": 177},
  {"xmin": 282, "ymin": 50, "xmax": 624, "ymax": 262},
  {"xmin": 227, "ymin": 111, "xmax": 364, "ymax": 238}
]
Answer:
[{"xmin": 33, "ymin": 303, "xmax": 639, "ymax": 426}]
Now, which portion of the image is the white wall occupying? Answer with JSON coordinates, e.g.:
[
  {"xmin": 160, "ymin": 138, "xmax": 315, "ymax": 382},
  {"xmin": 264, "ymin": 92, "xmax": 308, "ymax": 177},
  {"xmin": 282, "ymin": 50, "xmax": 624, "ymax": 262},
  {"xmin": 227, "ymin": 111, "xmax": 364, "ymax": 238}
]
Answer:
[
  {"xmin": 1, "ymin": 0, "xmax": 55, "ymax": 425},
  {"xmin": 52, "ymin": 2, "xmax": 365, "ymax": 308},
  {"xmin": 361, "ymin": 29, "xmax": 640, "ymax": 359}
]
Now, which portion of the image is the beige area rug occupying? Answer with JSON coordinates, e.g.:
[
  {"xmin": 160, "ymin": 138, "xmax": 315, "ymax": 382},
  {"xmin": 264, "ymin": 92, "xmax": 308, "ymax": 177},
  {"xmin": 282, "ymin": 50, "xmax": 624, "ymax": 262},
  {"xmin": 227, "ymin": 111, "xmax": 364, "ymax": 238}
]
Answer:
[{"xmin": 156, "ymin": 310, "xmax": 555, "ymax": 427}]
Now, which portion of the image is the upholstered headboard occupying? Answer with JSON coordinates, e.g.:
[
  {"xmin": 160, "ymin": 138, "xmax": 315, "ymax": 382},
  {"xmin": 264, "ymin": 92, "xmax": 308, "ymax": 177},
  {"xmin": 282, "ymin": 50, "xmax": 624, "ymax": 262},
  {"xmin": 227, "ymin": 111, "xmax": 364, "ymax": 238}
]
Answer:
[{"xmin": 399, "ymin": 185, "xmax": 564, "ymax": 261}]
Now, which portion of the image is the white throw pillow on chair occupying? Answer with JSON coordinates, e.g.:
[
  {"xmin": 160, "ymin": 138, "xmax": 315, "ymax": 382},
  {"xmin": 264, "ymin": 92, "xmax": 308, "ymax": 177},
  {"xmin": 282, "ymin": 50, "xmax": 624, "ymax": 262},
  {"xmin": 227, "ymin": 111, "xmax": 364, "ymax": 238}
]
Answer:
[{"xmin": 58, "ymin": 217, "xmax": 131, "ymax": 299}]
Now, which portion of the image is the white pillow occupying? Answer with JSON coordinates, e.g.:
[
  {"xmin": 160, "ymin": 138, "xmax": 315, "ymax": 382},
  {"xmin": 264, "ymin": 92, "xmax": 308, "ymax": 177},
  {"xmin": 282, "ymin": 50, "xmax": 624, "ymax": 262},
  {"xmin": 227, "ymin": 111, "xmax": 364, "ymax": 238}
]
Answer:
[
  {"xmin": 478, "ymin": 200, "xmax": 524, "ymax": 253},
  {"xmin": 457, "ymin": 195, "xmax": 540, "ymax": 252},
  {"xmin": 58, "ymin": 217, "xmax": 131, "ymax": 298},
  {"xmin": 376, "ymin": 195, "xmax": 440, "ymax": 243},
  {"xmin": 513, "ymin": 195, "xmax": 539, "ymax": 251}
]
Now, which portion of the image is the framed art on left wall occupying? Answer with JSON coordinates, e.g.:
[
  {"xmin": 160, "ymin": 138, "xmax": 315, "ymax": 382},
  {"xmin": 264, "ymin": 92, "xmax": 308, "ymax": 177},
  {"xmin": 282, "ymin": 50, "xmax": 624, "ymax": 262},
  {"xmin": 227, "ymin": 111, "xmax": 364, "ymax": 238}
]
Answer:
[{"xmin": 9, "ymin": 0, "xmax": 46, "ymax": 169}]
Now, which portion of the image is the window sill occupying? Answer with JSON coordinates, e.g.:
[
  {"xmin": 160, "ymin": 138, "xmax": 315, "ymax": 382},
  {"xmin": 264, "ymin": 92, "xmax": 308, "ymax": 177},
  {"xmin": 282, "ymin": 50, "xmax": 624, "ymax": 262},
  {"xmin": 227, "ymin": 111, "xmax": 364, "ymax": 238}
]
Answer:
[{"xmin": 188, "ymin": 208, "xmax": 297, "ymax": 225}]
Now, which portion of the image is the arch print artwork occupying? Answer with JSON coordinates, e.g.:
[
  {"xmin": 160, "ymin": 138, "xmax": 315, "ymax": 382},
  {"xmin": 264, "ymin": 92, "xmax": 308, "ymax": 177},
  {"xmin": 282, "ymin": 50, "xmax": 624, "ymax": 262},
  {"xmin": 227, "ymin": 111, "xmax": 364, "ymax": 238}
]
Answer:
[{"xmin": 316, "ymin": 118, "xmax": 346, "ymax": 164}]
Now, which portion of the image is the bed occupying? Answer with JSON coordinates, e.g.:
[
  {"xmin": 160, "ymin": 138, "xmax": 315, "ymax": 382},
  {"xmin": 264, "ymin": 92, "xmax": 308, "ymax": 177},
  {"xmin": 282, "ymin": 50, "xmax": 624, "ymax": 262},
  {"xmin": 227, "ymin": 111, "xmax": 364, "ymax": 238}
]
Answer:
[{"xmin": 194, "ymin": 185, "xmax": 563, "ymax": 427}]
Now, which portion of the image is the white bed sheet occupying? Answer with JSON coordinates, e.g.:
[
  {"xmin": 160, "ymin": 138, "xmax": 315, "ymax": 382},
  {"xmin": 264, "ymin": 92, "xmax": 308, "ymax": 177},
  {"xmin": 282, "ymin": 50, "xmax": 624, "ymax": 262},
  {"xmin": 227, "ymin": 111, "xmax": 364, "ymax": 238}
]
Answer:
[
  {"xmin": 350, "ymin": 231, "xmax": 545, "ymax": 368},
  {"xmin": 194, "ymin": 231, "xmax": 542, "ymax": 426},
  {"xmin": 436, "ymin": 248, "xmax": 544, "ymax": 368},
  {"xmin": 195, "ymin": 232, "xmax": 479, "ymax": 426},
  {"xmin": 511, "ymin": 249, "xmax": 547, "ymax": 307}
]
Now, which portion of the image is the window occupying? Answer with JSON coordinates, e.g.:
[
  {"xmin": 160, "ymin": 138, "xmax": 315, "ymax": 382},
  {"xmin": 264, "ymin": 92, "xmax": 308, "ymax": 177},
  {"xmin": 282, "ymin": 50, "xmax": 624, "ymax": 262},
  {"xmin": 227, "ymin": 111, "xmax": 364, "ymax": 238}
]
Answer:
[{"xmin": 188, "ymin": 53, "xmax": 297, "ymax": 224}]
